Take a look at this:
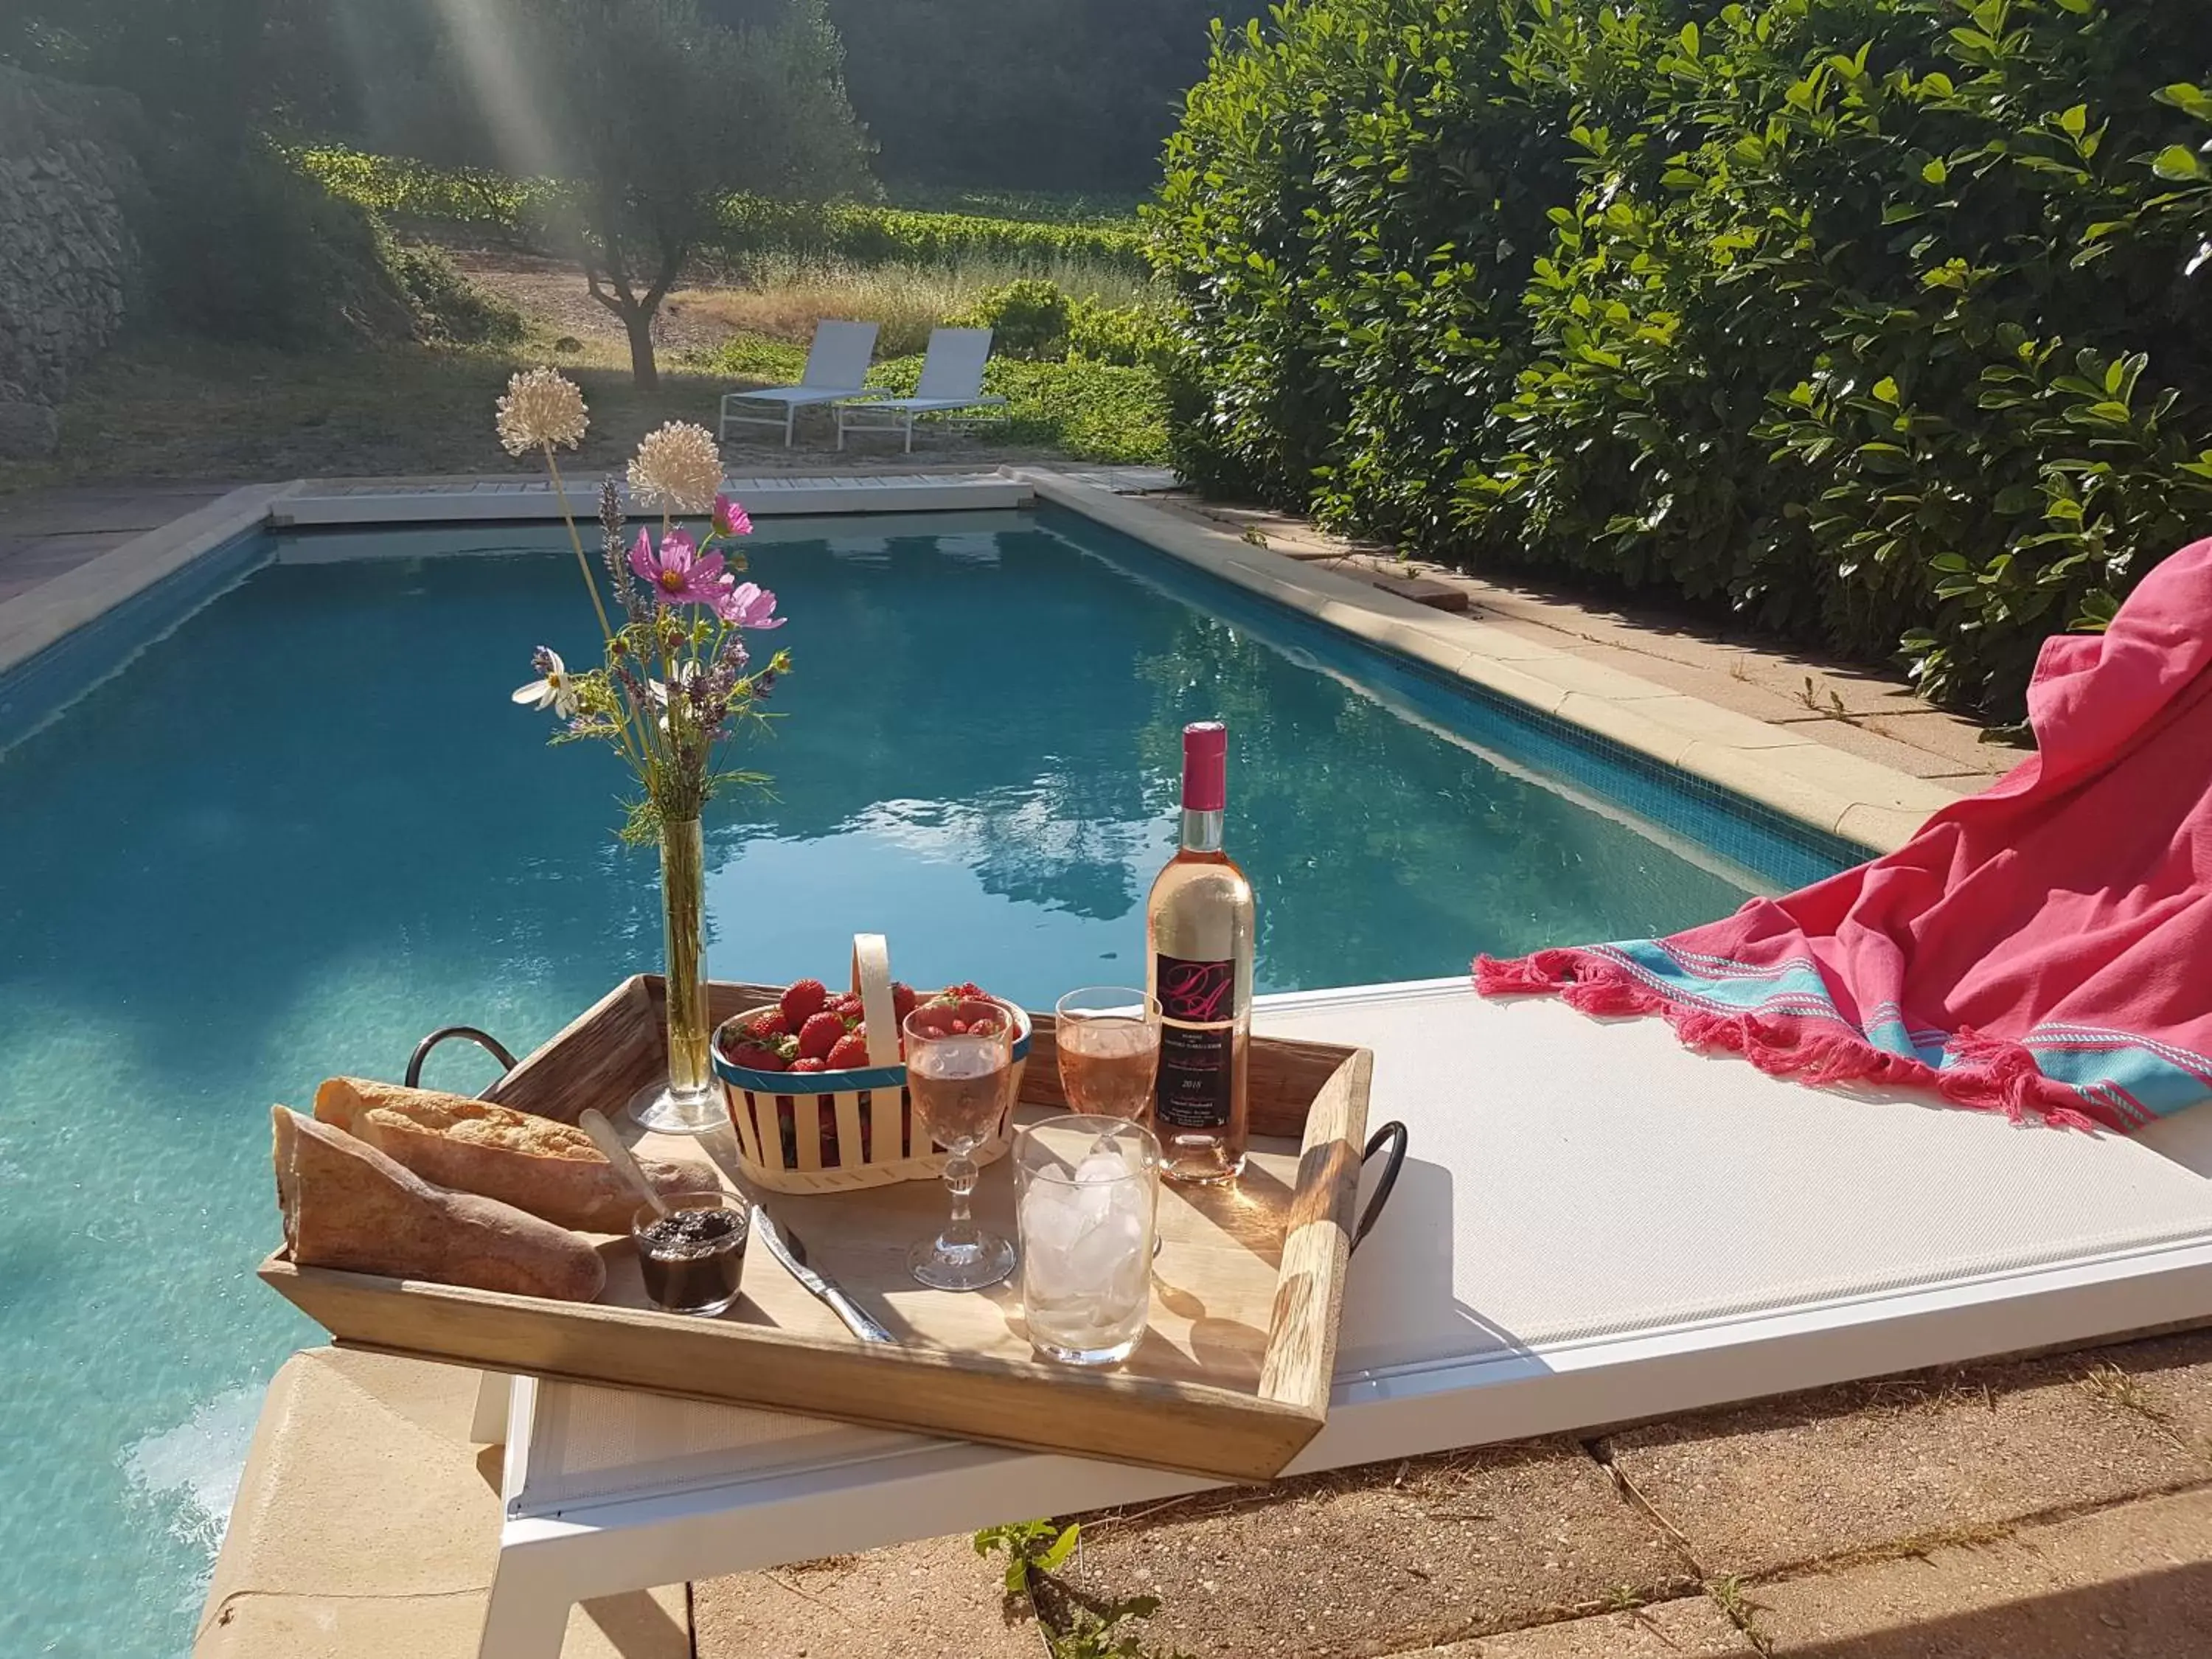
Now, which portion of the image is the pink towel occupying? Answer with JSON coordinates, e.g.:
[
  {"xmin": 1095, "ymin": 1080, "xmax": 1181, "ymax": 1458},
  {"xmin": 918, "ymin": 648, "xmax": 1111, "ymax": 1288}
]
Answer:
[{"xmin": 1477, "ymin": 538, "xmax": 2212, "ymax": 1132}]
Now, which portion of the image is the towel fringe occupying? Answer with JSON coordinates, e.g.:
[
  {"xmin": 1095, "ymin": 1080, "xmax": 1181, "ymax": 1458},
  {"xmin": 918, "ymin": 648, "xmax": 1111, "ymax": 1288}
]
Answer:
[{"xmin": 1470, "ymin": 953, "xmax": 2111, "ymax": 1134}]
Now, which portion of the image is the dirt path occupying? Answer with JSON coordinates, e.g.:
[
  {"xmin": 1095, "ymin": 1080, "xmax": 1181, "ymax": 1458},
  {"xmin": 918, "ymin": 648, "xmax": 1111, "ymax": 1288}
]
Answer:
[{"xmin": 445, "ymin": 248, "xmax": 747, "ymax": 358}]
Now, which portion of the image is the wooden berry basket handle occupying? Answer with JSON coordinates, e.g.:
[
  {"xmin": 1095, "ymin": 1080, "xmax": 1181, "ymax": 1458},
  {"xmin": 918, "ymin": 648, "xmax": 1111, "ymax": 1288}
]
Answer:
[{"xmin": 849, "ymin": 933, "xmax": 900, "ymax": 1068}]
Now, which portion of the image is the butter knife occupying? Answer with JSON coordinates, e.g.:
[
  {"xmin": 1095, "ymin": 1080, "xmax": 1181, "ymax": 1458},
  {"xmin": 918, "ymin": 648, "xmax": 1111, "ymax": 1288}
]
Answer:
[{"xmin": 751, "ymin": 1206, "xmax": 895, "ymax": 1345}]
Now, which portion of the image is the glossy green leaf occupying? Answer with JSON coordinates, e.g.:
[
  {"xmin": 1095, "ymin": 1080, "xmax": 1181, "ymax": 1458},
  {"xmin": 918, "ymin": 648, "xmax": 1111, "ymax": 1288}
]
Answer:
[
  {"xmin": 2155, "ymin": 84, "xmax": 2212, "ymax": 120},
  {"xmin": 2153, "ymin": 145, "xmax": 2206, "ymax": 181}
]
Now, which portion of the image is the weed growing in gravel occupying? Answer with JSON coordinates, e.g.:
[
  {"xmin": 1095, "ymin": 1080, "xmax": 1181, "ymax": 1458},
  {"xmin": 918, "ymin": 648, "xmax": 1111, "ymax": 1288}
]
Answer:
[
  {"xmin": 974, "ymin": 1521, "xmax": 1194, "ymax": 1659},
  {"xmin": 1706, "ymin": 1576, "xmax": 1772, "ymax": 1655}
]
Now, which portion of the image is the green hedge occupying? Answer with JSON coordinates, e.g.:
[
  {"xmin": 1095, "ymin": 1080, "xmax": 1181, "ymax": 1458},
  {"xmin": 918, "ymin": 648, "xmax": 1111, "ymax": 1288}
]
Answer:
[
  {"xmin": 1152, "ymin": 0, "xmax": 2212, "ymax": 717},
  {"xmin": 295, "ymin": 147, "xmax": 1148, "ymax": 276}
]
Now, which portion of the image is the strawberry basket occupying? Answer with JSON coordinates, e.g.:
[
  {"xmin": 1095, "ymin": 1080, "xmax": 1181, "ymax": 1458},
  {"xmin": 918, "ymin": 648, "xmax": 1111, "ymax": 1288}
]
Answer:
[{"xmin": 711, "ymin": 933, "xmax": 1031, "ymax": 1194}]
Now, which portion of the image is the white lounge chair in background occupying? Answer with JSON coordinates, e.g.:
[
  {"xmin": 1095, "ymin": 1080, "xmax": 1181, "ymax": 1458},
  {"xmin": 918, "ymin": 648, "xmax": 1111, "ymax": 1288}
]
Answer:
[
  {"xmin": 835, "ymin": 327, "xmax": 1009, "ymax": 453},
  {"xmin": 718, "ymin": 319, "xmax": 883, "ymax": 447}
]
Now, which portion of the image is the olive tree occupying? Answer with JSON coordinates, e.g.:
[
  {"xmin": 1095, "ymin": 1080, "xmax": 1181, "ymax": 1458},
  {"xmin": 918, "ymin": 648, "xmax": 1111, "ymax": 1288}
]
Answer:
[{"xmin": 535, "ymin": 0, "xmax": 870, "ymax": 387}]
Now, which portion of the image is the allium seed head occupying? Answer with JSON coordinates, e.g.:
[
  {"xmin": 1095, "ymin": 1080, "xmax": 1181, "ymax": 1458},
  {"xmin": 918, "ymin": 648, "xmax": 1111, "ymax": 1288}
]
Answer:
[
  {"xmin": 626, "ymin": 421, "xmax": 723, "ymax": 514},
  {"xmin": 495, "ymin": 368, "xmax": 588, "ymax": 455}
]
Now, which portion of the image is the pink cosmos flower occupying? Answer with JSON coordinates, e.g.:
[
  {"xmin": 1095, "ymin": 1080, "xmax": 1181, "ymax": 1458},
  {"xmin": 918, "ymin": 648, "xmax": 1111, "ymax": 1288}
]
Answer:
[
  {"xmin": 713, "ymin": 579, "xmax": 785, "ymax": 630},
  {"xmin": 628, "ymin": 526, "xmax": 727, "ymax": 608},
  {"xmin": 711, "ymin": 493, "xmax": 753, "ymax": 538}
]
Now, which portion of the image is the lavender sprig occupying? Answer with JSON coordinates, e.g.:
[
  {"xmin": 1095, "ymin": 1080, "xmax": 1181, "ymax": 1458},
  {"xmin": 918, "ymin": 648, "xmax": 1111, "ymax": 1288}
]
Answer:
[{"xmin": 600, "ymin": 479, "xmax": 641, "ymax": 619}]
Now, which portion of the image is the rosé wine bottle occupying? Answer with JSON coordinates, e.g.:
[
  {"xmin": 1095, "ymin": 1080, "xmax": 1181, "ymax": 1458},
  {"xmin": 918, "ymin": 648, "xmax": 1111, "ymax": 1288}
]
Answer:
[{"xmin": 1145, "ymin": 721, "xmax": 1254, "ymax": 1184}]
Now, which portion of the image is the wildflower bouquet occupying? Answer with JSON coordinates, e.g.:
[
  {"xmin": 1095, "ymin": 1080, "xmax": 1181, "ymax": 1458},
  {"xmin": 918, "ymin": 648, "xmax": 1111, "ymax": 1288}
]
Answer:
[{"xmin": 496, "ymin": 368, "xmax": 793, "ymax": 1132}]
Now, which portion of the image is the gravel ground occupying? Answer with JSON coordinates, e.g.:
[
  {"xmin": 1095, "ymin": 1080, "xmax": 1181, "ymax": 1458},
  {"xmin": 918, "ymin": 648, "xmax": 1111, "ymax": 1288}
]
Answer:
[{"xmin": 447, "ymin": 249, "xmax": 748, "ymax": 358}]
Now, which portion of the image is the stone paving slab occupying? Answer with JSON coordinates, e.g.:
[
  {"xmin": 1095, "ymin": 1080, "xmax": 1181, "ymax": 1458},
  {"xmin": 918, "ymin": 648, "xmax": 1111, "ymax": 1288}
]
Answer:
[
  {"xmin": 1415, "ymin": 1596, "xmax": 1756, "ymax": 1657},
  {"xmin": 1763, "ymin": 710, "xmax": 1995, "ymax": 782},
  {"xmin": 1837, "ymin": 709, "xmax": 2019, "ymax": 773},
  {"xmin": 198, "ymin": 1348, "xmax": 686, "ymax": 1659},
  {"xmin": 1604, "ymin": 1353, "xmax": 2212, "ymax": 1582},
  {"xmin": 1754, "ymin": 1486, "xmax": 2212, "ymax": 1657},
  {"xmin": 692, "ymin": 1534, "xmax": 1042, "ymax": 1659},
  {"xmin": 1062, "ymin": 1439, "xmax": 1695, "ymax": 1659},
  {"xmin": 667, "ymin": 1337, "xmax": 2212, "ymax": 1659}
]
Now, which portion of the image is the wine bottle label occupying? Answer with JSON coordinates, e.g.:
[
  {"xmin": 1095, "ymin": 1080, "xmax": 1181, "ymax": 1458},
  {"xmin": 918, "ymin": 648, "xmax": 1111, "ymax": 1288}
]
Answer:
[{"xmin": 1155, "ymin": 953, "xmax": 1235, "ymax": 1128}]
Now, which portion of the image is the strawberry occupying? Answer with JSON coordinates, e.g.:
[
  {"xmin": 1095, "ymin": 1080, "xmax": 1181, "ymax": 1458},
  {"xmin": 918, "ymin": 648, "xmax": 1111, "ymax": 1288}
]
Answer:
[
  {"xmin": 726, "ymin": 1040, "xmax": 788, "ymax": 1073},
  {"xmin": 824, "ymin": 1032, "xmax": 871, "ymax": 1071},
  {"xmin": 747, "ymin": 1008, "xmax": 790, "ymax": 1040},
  {"xmin": 892, "ymin": 981, "xmax": 918, "ymax": 1022},
  {"xmin": 780, "ymin": 978, "xmax": 830, "ymax": 1027},
  {"xmin": 796, "ymin": 1010, "xmax": 845, "ymax": 1060},
  {"xmin": 789, "ymin": 1056, "xmax": 827, "ymax": 1074},
  {"xmin": 830, "ymin": 992, "xmax": 864, "ymax": 1019}
]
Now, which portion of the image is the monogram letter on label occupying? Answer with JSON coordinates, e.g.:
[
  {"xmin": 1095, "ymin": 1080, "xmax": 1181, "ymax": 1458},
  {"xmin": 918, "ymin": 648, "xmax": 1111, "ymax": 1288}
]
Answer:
[{"xmin": 1159, "ymin": 958, "xmax": 1234, "ymax": 1022}]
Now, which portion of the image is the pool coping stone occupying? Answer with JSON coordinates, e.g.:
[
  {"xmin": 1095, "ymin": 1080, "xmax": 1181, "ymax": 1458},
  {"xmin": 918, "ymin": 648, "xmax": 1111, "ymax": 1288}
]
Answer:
[
  {"xmin": 1014, "ymin": 467, "xmax": 1954, "ymax": 853},
  {"xmin": 1, "ymin": 466, "xmax": 1954, "ymax": 854},
  {"xmin": 268, "ymin": 470, "xmax": 1030, "ymax": 526}
]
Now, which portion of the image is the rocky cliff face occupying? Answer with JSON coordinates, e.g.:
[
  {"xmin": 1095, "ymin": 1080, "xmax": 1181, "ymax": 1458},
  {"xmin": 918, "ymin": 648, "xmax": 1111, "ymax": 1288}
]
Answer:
[{"xmin": 0, "ymin": 66, "xmax": 142, "ymax": 459}]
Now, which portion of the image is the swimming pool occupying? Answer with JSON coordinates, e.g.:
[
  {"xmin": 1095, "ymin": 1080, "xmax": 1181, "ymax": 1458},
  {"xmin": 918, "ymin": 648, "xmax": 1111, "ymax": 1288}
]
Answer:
[{"xmin": 0, "ymin": 504, "xmax": 1850, "ymax": 1657}]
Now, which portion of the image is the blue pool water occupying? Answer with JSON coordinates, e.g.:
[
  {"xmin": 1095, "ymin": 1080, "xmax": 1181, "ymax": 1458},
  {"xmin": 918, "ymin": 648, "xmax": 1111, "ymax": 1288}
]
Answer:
[{"xmin": 0, "ymin": 506, "xmax": 1848, "ymax": 1656}]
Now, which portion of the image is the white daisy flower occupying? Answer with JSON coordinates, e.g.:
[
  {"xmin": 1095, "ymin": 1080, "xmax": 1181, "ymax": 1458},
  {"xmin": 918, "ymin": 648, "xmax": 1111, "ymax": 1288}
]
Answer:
[{"xmin": 512, "ymin": 649, "xmax": 580, "ymax": 717}]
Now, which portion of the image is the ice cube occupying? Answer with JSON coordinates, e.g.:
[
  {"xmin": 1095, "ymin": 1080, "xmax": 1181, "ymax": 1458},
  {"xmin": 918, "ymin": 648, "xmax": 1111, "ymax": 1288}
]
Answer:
[
  {"xmin": 1069, "ymin": 1150, "xmax": 1135, "ymax": 1225},
  {"xmin": 1020, "ymin": 1183, "xmax": 1085, "ymax": 1256},
  {"xmin": 1074, "ymin": 1150, "xmax": 1130, "ymax": 1185},
  {"xmin": 1065, "ymin": 1209, "xmax": 1146, "ymax": 1302}
]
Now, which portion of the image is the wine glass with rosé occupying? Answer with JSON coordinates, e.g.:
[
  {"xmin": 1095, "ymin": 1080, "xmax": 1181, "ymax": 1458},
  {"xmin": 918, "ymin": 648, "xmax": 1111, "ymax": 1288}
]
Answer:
[
  {"xmin": 902, "ymin": 998, "xmax": 1019, "ymax": 1290},
  {"xmin": 1053, "ymin": 987, "xmax": 1162, "ymax": 1121}
]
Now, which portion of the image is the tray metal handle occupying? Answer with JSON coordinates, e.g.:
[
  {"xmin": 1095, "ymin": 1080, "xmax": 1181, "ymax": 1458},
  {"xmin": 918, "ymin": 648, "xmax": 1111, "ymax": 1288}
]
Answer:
[
  {"xmin": 405, "ymin": 1026, "xmax": 519, "ymax": 1095},
  {"xmin": 1349, "ymin": 1121, "xmax": 1408, "ymax": 1255}
]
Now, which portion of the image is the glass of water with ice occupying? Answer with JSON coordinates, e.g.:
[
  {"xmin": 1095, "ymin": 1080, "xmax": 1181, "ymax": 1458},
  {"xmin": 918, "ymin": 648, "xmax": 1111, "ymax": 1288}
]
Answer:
[{"xmin": 1014, "ymin": 1114, "xmax": 1160, "ymax": 1366}]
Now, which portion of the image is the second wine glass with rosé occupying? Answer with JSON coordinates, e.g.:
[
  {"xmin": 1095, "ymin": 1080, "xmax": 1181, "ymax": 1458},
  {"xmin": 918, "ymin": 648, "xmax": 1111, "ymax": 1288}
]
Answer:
[
  {"xmin": 1054, "ymin": 987, "xmax": 1162, "ymax": 1120},
  {"xmin": 903, "ymin": 998, "xmax": 1019, "ymax": 1290}
]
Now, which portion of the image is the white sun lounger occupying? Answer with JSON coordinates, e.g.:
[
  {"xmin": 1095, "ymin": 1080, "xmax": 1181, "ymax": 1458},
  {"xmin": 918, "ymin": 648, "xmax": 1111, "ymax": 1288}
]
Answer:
[
  {"xmin": 717, "ymin": 320, "xmax": 885, "ymax": 447},
  {"xmin": 835, "ymin": 326, "xmax": 1010, "ymax": 453},
  {"xmin": 470, "ymin": 977, "xmax": 2212, "ymax": 1658}
]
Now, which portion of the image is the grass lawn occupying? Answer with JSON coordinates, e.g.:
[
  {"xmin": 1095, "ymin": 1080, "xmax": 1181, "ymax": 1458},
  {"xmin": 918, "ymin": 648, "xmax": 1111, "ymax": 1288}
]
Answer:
[
  {"xmin": 0, "ymin": 316, "xmax": 1167, "ymax": 497},
  {"xmin": 0, "ymin": 334, "xmax": 736, "ymax": 493},
  {"xmin": 715, "ymin": 334, "xmax": 1168, "ymax": 466}
]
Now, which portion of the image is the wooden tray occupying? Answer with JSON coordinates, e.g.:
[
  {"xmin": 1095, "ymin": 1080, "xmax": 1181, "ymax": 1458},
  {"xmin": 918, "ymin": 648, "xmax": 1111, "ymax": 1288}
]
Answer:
[{"xmin": 261, "ymin": 975, "xmax": 1374, "ymax": 1480}]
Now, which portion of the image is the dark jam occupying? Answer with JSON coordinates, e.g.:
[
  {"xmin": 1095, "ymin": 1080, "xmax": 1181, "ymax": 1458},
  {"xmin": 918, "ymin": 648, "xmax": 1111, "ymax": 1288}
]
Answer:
[{"xmin": 636, "ymin": 1206, "xmax": 748, "ymax": 1313}]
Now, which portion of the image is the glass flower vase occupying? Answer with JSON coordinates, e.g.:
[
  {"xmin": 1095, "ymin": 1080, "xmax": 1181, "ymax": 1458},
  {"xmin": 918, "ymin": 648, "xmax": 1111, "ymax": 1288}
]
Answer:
[{"xmin": 627, "ymin": 815, "xmax": 723, "ymax": 1135}]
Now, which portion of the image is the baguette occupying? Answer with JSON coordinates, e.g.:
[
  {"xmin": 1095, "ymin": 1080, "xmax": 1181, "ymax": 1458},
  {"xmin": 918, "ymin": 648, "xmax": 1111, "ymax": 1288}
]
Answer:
[
  {"xmin": 272, "ymin": 1106, "xmax": 605, "ymax": 1301},
  {"xmin": 313, "ymin": 1077, "xmax": 722, "ymax": 1232}
]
